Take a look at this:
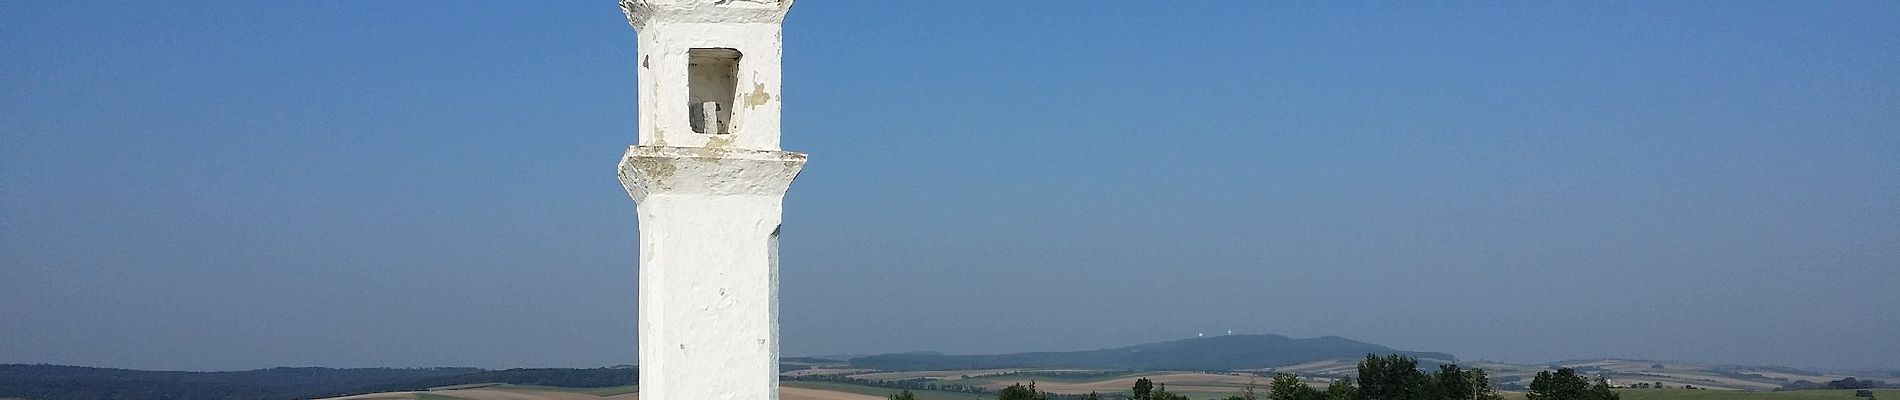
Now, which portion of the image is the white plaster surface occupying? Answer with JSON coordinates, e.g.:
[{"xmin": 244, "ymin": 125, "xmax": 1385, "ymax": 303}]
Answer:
[
  {"xmin": 619, "ymin": 147, "xmax": 802, "ymax": 400},
  {"xmin": 617, "ymin": 2, "xmax": 803, "ymax": 400},
  {"xmin": 623, "ymin": 0, "xmax": 791, "ymax": 151}
]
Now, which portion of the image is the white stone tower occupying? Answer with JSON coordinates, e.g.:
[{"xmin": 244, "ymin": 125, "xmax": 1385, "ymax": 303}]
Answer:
[{"xmin": 615, "ymin": 1, "xmax": 802, "ymax": 400}]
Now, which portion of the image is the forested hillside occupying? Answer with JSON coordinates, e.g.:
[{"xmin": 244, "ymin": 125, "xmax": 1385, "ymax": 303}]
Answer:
[{"xmin": 0, "ymin": 364, "xmax": 634, "ymax": 400}]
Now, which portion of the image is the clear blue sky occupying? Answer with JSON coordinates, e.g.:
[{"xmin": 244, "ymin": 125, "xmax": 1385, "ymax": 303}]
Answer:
[{"xmin": 3, "ymin": 2, "xmax": 1897, "ymax": 372}]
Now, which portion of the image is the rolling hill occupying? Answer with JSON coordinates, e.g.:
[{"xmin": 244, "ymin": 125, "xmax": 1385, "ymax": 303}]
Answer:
[
  {"xmin": 0, "ymin": 365, "xmax": 632, "ymax": 400},
  {"xmin": 847, "ymin": 334, "xmax": 1455, "ymax": 371}
]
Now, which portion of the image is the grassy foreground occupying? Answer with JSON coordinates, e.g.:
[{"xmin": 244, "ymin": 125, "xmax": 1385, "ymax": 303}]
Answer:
[
  {"xmin": 1616, "ymin": 389, "xmax": 1899, "ymax": 400},
  {"xmin": 786, "ymin": 382, "xmax": 1900, "ymax": 400},
  {"xmin": 1498, "ymin": 390, "xmax": 1899, "ymax": 400},
  {"xmin": 1189, "ymin": 389, "xmax": 1900, "ymax": 400}
]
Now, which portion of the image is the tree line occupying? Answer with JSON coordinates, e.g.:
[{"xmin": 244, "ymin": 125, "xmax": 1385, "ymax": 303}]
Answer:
[
  {"xmin": 1783, "ymin": 377, "xmax": 1896, "ymax": 391},
  {"xmin": 956, "ymin": 354, "xmax": 1621, "ymax": 400},
  {"xmin": 1237, "ymin": 354, "xmax": 1616, "ymax": 400}
]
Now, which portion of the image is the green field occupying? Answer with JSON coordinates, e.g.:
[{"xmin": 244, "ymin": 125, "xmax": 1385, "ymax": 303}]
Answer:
[
  {"xmin": 1177, "ymin": 391, "xmax": 1254, "ymax": 400},
  {"xmin": 1497, "ymin": 389, "xmax": 1900, "ymax": 400},
  {"xmin": 1309, "ymin": 389, "xmax": 1900, "ymax": 400},
  {"xmin": 783, "ymin": 381, "xmax": 993, "ymax": 400},
  {"xmin": 1616, "ymin": 389, "xmax": 1899, "ymax": 400}
]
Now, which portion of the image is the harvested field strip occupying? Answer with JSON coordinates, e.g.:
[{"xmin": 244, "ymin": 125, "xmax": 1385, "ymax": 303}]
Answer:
[
  {"xmin": 964, "ymin": 372, "xmax": 1264, "ymax": 394},
  {"xmin": 851, "ymin": 369, "xmax": 1025, "ymax": 381},
  {"xmin": 784, "ymin": 381, "xmax": 992, "ymax": 400}
]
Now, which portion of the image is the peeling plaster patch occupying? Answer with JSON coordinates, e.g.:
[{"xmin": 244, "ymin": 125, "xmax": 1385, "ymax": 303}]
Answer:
[
  {"xmin": 745, "ymin": 82, "xmax": 772, "ymax": 108},
  {"xmin": 630, "ymin": 156, "xmax": 677, "ymax": 182}
]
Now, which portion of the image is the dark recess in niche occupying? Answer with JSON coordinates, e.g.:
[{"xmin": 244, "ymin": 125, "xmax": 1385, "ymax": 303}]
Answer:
[{"xmin": 688, "ymin": 48, "xmax": 741, "ymax": 134}]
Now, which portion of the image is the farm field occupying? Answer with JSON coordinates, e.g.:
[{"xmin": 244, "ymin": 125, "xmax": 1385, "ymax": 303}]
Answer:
[
  {"xmin": 1266, "ymin": 359, "xmax": 1872, "ymax": 391},
  {"xmin": 314, "ymin": 382, "xmax": 984, "ymax": 400},
  {"xmin": 782, "ymin": 381, "xmax": 992, "ymax": 400},
  {"xmin": 787, "ymin": 368, "xmax": 880, "ymax": 377},
  {"xmin": 319, "ymin": 385, "xmax": 639, "ymax": 400},
  {"xmin": 938, "ymin": 371, "xmax": 1265, "ymax": 394},
  {"xmin": 799, "ymin": 362, "xmax": 1899, "ymax": 398},
  {"xmin": 319, "ymin": 385, "xmax": 637, "ymax": 400},
  {"xmin": 313, "ymin": 383, "xmax": 1900, "ymax": 400},
  {"xmin": 926, "ymin": 371, "xmax": 1152, "ymax": 385},
  {"xmin": 847, "ymin": 369, "xmax": 1027, "ymax": 381}
]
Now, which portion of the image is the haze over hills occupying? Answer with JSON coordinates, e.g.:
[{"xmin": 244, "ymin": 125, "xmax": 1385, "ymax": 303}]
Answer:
[
  {"xmin": 847, "ymin": 334, "xmax": 1456, "ymax": 371},
  {"xmin": 4, "ymin": 334, "xmax": 1895, "ymax": 400},
  {"xmin": 0, "ymin": 365, "xmax": 633, "ymax": 400}
]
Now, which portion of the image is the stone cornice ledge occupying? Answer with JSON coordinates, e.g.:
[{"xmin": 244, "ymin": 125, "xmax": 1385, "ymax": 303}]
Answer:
[
  {"xmin": 621, "ymin": 0, "xmax": 794, "ymax": 29},
  {"xmin": 618, "ymin": 145, "xmax": 806, "ymax": 201}
]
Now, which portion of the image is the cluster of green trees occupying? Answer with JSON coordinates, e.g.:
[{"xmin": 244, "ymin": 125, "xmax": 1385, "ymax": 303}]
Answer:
[
  {"xmin": 985, "ymin": 377, "xmax": 1194, "ymax": 400},
  {"xmin": 1525, "ymin": 368, "xmax": 1619, "ymax": 400},
  {"xmin": 1228, "ymin": 355, "xmax": 1512, "ymax": 400},
  {"xmin": 1247, "ymin": 355, "xmax": 1616, "ymax": 400},
  {"xmin": 1001, "ymin": 382, "xmax": 1053, "ymax": 400},
  {"xmin": 1782, "ymin": 377, "xmax": 1892, "ymax": 390},
  {"xmin": 1829, "ymin": 378, "xmax": 1889, "ymax": 389}
]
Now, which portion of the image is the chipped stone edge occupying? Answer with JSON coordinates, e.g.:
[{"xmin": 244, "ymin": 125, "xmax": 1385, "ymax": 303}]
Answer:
[{"xmin": 618, "ymin": 145, "xmax": 807, "ymax": 202}]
